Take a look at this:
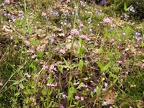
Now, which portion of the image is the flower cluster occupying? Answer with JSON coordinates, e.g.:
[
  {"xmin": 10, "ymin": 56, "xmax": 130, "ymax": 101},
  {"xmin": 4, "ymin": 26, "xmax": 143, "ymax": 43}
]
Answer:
[
  {"xmin": 80, "ymin": 35, "xmax": 90, "ymax": 40},
  {"xmin": 70, "ymin": 29, "xmax": 79, "ymax": 35},
  {"xmin": 129, "ymin": 6, "xmax": 135, "ymax": 13},
  {"xmin": 75, "ymin": 96, "xmax": 84, "ymax": 100},
  {"xmin": 47, "ymin": 83, "xmax": 57, "ymax": 87},
  {"xmin": 49, "ymin": 65, "xmax": 57, "ymax": 71},
  {"xmin": 41, "ymin": 65, "xmax": 48, "ymax": 71},
  {"xmin": 36, "ymin": 45, "xmax": 45, "ymax": 52},
  {"xmin": 103, "ymin": 18, "xmax": 111, "ymax": 23}
]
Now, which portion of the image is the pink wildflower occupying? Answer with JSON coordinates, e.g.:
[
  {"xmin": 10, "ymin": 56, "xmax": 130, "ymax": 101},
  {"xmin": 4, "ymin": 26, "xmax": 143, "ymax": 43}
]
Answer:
[
  {"xmin": 59, "ymin": 49, "xmax": 65, "ymax": 54},
  {"xmin": 66, "ymin": 0, "xmax": 70, "ymax": 3},
  {"xmin": 70, "ymin": 29, "xmax": 79, "ymax": 35},
  {"xmin": 31, "ymin": 54, "xmax": 37, "ymax": 59},
  {"xmin": 82, "ymin": 84, "xmax": 88, "ymax": 88},
  {"xmin": 27, "ymin": 49, "xmax": 35, "ymax": 53},
  {"xmin": 103, "ymin": 18, "xmax": 111, "ymax": 23},
  {"xmin": 49, "ymin": 65, "xmax": 57, "ymax": 71},
  {"xmin": 42, "ymin": 65, "xmax": 48, "ymax": 71},
  {"xmin": 35, "ymin": 58, "xmax": 38, "ymax": 62},
  {"xmin": 75, "ymin": 96, "xmax": 80, "ymax": 100},
  {"xmin": 75, "ymin": 96, "xmax": 84, "ymax": 100},
  {"xmin": 47, "ymin": 83, "xmax": 57, "ymax": 87},
  {"xmin": 80, "ymin": 35, "xmax": 89, "ymax": 40},
  {"xmin": 81, "ymin": 97, "xmax": 84, "ymax": 100},
  {"xmin": 62, "ymin": 94, "xmax": 67, "ymax": 99},
  {"xmin": 80, "ymin": 23, "xmax": 84, "ymax": 27},
  {"xmin": 5, "ymin": 0, "xmax": 10, "ymax": 4},
  {"xmin": 36, "ymin": 45, "xmax": 44, "ymax": 52},
  {"xmin": 41, "ymin": 12, "xmax": 46, "ymax": 16}
]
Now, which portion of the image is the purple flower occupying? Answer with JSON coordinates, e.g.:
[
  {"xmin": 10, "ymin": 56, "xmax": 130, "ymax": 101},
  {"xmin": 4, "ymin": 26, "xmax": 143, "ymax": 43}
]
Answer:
[
  {"xmin": 123, "ymin": 33, "xmax": 126, "ymax": 36},
  {"xmin": 135, "ymin": 32, "xmax": 141, "ymax": 36},
  {"xmin": 10, "ymin": 36, "xmax": 13, "ymax": 40},
  {"xmin": 93, "ymin": 88, "xmax": 97, "ymax": 93},
  {"xmin": 60, "ymin": 105, "xmax": 65, "ymax": 108},
  {"xmin": 0, "ymin": 3, "xmax": 5, "ymax": 6},
  {"xmin": 123, "ymin": 13, "xmax": 129, "ymax": 19},
  {"xmin": 62, "ymin": 94, "xmax": 67, "ymax": 99},
  {"xmin": 53, "ymin": 11, "xmax": 59, "ymax": 16},
  {"xmin": 136, "ymin": 37, "xmax": 142, "ymax": 42},
  {"xmin": 130, "ymin": 6, "xmax": 135, "ymax": 13},
  {"xmin": 4, "ymin": 13, "xmax": 7, "ymax": 17},
  {"xmin": 11, "ymin": 17, "xmax": 16, "ymax": 22},
  {"xmin": 49, "ymin": 36, "xmax": 54, "ymax": 44},
  {"xmin": 103, "ymin": 101, "xmax": 108, "ymax": 106},
  {"xmin": 104, "ymin": 82, "xmax": 108, "ymax": 88},
  {"xmin": 100, "ymin": 0, "xmax": 106, "ymax": 5},
  {"xmin": 136, "ymin": 2, "xmax": 139, "ymax": 5}
]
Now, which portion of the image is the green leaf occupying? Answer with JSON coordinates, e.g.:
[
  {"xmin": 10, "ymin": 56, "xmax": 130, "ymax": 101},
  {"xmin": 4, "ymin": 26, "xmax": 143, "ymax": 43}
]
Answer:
[
  {"xmin": 42, "ymin": 86, "xmax": 47, "ymax": 95},
  {"xmin": 96, "ymin": 86, "xmax": 101, "ymax": 97},
  {"xmin": 67, "ymin": 87, "xmax": 76, "ymax": 100},
  {"xmin": 13, "ymin": 81, "xmax": 19, "ymax": 85},
  {"xmin": 124, "ymin": 2, "xmax": 132, "ymax": 12},
  {"xmin": 15, "ymin": 92, "xmax": 20, "ymax": 96},
  {"xmin": 19, "ymin": 83, "xmax": 24, "ymax": 89},
  {"xmin": 103, "ymin": 62, "xmax": 111, "ymax": 71},
  {"xmin": 37, "ymin": 51, "xmax": 44, "ymax": 58},
  {"xmin": 80, "ymin": 39, "xmax": 85, "ymax": 45},
  {"xmin": 25, "ymin": 87, "xmax": 32, "ymax": 94},
  {"xmin": 124, "ymin": 2, "xmax": 128, "ymax": 11},
  {"xmin": 77, "ymin": 47, "xmax": 85, "ymax": 56},
  {"xmin": 98, "ymin": 61, "xmax": 104, "ymax": 71},
  {"xmin": 90, "ymin": 91, "xmax": 94, "ymax": 97},
  {"xmin": 63, "ymin": 58, "xmax": 70, "ymax": 69},
  {"xmin": 77, "ymin": 82, "xmax": 83, "ymax": 89}
]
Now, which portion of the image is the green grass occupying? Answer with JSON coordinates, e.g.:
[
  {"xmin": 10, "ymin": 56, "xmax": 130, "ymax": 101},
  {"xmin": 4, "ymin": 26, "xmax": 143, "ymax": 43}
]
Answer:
[{"xmin": 0, "ymin": 0, "xmax": 144, "ymax": 108}]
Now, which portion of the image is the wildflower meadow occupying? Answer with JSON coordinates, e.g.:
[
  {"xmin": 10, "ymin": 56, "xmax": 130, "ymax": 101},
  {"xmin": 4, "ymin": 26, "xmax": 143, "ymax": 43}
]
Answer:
[{"xmin": 0, "ymin": 0, "xmax": 144, "ymax": 108}]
